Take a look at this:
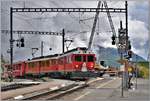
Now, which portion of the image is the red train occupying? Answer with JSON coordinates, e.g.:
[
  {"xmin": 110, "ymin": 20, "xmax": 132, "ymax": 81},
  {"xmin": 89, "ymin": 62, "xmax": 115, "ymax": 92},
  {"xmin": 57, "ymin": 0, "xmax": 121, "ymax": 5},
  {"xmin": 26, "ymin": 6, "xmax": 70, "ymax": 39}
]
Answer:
[{"xmin": 2, "ymin": 47, "xmax": 97, "ymax": 79}]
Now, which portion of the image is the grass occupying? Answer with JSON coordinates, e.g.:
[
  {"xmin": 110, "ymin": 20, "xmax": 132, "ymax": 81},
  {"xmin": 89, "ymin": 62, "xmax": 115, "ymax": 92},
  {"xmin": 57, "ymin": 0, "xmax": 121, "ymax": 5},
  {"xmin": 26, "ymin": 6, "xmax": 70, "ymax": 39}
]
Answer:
[{"xmin": 137, "ymin": 61, "xmax": 149, "ymax": 78}]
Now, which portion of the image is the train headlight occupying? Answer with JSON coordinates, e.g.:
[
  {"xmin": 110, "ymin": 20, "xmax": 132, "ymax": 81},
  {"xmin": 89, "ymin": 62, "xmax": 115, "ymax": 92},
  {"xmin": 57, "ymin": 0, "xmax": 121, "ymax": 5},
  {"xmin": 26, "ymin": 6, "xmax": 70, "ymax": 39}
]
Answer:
[
  {"xmin": 75, "ymin": 65, "xmax": 79, "ymax": 68},
  {"xmin": 90, "ymin": 65, "xmax": 94, "ymax": 68}
]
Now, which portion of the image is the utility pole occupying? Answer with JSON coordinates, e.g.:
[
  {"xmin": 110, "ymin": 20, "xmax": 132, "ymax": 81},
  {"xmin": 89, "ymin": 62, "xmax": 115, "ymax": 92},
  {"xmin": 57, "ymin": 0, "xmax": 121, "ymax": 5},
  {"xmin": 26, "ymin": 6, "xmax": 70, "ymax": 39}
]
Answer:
[
  {"xmin": 10, "ymin": 7, "xmax": 13, "ymax": 81},
  {"xmin": 62, "ymin": 29, "xmax": 65, "ymax": 53},
  {"xmin": 125, "ymin": 1, "xmax": 129, "ymax": 89},
  {"xmin": 41, "ymin": 41, "xmax": 44, "ymax": 56}
]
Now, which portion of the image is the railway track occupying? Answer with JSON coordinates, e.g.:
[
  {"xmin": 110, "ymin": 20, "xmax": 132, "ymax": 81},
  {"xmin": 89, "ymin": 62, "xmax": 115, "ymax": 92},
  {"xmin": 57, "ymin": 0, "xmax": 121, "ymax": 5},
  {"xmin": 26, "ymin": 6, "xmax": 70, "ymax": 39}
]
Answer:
[
  {"xmin": 56, "ymin": 77, "xmax": 117, "ymax": 100},
  {"xmin": 21, "ymin": 78, "xmax": 105, "ymax": 100},
  {"xmin": 3, "ymin": 77, "xmax": 114, "ymax": 100},
  {"xmin": 10, "ymin": 83, "xmax": 87, "ymax": 100},
  {"xmin": 1, "ymin": 82, "xmax": 40, "ymax": 92}
]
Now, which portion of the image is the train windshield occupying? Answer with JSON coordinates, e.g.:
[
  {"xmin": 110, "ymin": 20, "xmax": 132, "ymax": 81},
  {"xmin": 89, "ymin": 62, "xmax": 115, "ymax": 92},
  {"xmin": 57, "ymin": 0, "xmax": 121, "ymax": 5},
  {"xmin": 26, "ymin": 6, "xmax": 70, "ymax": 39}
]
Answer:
[
  {"xmin": 75, "ymin": 55, "xmax": 82, "ymax": 62},
  {"xmin": 88, "ymin": 55, "xmax": 94, "ymax": 62}
]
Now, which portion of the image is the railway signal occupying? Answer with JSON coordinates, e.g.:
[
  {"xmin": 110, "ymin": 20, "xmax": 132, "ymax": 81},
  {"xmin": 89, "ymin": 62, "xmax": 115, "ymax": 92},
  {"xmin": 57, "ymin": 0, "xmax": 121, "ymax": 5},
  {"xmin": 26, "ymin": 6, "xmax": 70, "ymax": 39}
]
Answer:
[
  {"xmin": 20, "ymin": 38, "xmax": 25, "ymax": 47},
  {"xmin": 111, "ymin": 35, "xmax": 116, "ymax": 45},
  {"xmin": 128, "ymin": 50, "xmax": 132, "ymax": 58},
  {"xmin": 128, "ymin": 41, "xmax": 131, "ymax": 50}
]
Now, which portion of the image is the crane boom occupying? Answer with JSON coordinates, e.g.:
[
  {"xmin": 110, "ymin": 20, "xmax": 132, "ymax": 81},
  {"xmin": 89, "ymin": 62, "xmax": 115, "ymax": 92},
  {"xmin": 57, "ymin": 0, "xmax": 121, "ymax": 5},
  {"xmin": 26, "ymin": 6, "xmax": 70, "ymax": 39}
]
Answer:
[
  {"xmin": 103, "ymin": 1, "xmax": 116, "ymax": 36},
  {"xmin": 88, "ymin": 1, "xmax": 101, "ymax": 50}
]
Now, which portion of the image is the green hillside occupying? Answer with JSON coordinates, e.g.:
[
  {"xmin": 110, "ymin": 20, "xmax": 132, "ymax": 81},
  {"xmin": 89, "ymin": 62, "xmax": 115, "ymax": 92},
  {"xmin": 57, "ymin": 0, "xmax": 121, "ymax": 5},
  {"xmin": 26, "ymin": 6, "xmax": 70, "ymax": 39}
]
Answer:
[
  {"xmin": 95, "ymin": 45, "xmax": 146, "ymax": 68},
  {"xmin": 137, "ymin": 62, "xmax": 149, "ymax": 78},
  {"xmin": 138, "ymin": 62, "xmax": 149, "ymax": 68}
]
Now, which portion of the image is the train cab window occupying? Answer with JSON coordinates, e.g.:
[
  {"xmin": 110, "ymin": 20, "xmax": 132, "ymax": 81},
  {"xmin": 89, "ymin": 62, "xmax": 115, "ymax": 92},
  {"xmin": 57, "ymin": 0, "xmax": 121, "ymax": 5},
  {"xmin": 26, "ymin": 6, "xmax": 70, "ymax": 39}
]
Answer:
[
  {"xmin": 75, "ymin": 55, "xmax": 82, "ymax": 62},
  {"xmin": 88, "ymin": 55, "xmax": 94, "ymax": 62}
]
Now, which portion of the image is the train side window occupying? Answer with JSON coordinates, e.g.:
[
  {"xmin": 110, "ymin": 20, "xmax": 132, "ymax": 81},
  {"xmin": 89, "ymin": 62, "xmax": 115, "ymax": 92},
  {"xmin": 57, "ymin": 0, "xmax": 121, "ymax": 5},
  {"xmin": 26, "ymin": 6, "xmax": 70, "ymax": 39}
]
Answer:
[
  {"xmin": 49, "ymin": 60, "xmax": 51, "ymax": 65},
  {"xmin": 28, "ymin": 63, "xmax": 30, "ymax": 68},
  {"xmin": 41, "ymin": 61, "xmax": 45, "ymax": 67},
  {"xmin": 34, "ymin": 62, "xmax": 37, "ymax": 67},
  {"xmin": 54, "ymin": 60, "xmax": 56, "ymax": 64},
  {"xmin": 29, "ymin": 63, "xmax": 31, "ymax": 68},
  {"xmin": 69, "ymin": 56, "xmax": 72, "ymax": 63},
  {"xmin": 16, "ymin": 65, "xmax": 18, "ymax": 70},
  {"xmin": 46, "ymin": 60, "xmax": 49, "ymax": 67},
  {"xmin": 31, "ymin": 62, "xmax": 34, "ymax": 68},
  {"xmin": 88, "ymin": 55, "xmax": 94, "ymax": 62},
  {"xmin": 75, "ymin": 55, "xmax": 82, "ymax": 62},
  {"xmin": 51, "ymin": 60, "xmax": 54, "ymax": 65}
]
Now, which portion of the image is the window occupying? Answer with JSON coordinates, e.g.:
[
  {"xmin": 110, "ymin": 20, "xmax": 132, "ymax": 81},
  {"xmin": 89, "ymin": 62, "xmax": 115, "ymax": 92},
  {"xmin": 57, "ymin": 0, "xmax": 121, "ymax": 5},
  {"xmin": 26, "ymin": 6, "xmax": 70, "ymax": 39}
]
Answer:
[
  {"xmin": 28, "ymin": 62, "xmax": 35, "ymax": 68},
  {"xmin": 41, "ymin": 61, "xmax": 45, "ymax": 67},
  {"xmin": 83, "ymin": 55, "xmax": 86, "ymax": 62},
  {"xmin": 46, "ymin": 60, "xmax": 49, "ymax": 67},
  {"xmin": 75, "ymin": 55, "xmax": 82, "ymax": 62},
  {"xmin": 88, "ymin": 55, "xmax": 94, "ymax": 62}
]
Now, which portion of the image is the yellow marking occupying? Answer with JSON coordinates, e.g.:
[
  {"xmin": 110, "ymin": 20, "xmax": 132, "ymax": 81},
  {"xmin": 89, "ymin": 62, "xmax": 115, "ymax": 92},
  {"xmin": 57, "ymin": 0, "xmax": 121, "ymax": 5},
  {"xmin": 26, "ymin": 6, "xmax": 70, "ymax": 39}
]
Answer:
[{"xmin": 128, "ymin": 67, "xmax": 132, "ymax": 72}]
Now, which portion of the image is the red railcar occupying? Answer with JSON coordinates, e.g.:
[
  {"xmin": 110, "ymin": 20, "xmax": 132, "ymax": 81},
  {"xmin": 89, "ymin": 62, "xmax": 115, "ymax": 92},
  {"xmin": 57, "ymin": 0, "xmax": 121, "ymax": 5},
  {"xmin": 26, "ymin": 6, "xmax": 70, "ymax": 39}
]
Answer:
[
  {"xmin": 2, "ymin": 47, "xmax": 97, "ymax": 79},
  {"xmin": 3, "ymin": 61, "xmax": 26, "ymax": 78}
]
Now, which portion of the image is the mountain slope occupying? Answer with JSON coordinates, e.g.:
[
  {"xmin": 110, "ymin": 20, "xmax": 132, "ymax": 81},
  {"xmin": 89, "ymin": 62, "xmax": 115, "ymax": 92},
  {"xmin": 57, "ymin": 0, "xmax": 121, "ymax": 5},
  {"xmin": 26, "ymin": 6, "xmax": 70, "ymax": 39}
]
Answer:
[{"xmin": 95, "ymin": 45, "xmax": 146, "ymax": 67}]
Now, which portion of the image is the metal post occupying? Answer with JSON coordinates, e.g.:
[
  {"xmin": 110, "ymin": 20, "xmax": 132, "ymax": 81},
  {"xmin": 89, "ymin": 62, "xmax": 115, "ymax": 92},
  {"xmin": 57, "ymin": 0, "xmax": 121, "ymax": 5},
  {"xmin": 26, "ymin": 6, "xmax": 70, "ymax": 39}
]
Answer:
[
  {"xmin": 41, "ymin": 41, "xmax": 44, "ymax": 56},
  {"xmin": 135, "ymin": 55, "xmax": 138, "ymax": 89},
  {"xmin": 10, "ymin": 7, "xmax": 13, "ymax": 81},
  {"xmin": 62, "ymin": 29, "xmax": 65, "ymax": 53},
  {"xmin": 121, "ymin": 52, "xmax": 124, "ymax": 97},
  {"xmin": 125, "ymin": 1, "xmax": 129, "ymax": 89},
  {"xmin": 125, "ymin": 1, "xmax": 128, "ymax": 37}
]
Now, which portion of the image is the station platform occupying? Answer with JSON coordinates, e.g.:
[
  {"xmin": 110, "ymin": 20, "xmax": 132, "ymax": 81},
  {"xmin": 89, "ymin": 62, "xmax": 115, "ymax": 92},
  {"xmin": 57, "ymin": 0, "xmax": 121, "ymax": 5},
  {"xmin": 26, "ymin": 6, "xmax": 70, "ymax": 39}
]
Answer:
[{"xmin": 1, "ymin": 79, "xmax": 75, "ymax": 100}]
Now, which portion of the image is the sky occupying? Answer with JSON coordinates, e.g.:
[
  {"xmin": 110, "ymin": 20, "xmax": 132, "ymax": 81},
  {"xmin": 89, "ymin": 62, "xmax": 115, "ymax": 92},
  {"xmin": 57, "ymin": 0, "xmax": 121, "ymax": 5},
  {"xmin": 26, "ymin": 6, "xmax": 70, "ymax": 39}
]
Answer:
[{"xmin": 1, "ymin": 0, "xmax": 149, "ymax": 61}]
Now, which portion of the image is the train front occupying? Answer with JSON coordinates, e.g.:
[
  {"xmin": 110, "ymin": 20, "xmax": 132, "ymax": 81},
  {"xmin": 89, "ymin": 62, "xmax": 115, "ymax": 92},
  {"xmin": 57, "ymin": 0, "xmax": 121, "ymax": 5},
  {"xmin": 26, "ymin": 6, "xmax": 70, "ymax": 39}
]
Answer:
[{"xmin": 71, "ymin": 48, "xmax": 97, "ymax": 78}]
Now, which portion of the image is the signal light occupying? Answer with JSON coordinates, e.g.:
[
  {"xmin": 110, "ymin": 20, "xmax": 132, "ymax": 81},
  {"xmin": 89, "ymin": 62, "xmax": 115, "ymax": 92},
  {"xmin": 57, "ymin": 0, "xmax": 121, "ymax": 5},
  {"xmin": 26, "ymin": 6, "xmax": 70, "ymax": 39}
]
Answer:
[
  {"xmin": 128, "ymin": 44, "xmax": 131, "ymax": 50},
  {"xmin": 16, "ymin": 43, "xmax": 19, "ymax": 47},
  {"xmin": 112, "ymin": 41, "xmax": 115, "ymax": 45},
  {"xmin": 111, "ymin": 35, "xmax": 116, "ymax": 45},
  {"xmin": 21, "ymin": 43, "xmax": 24, "ymax": 47},
  {"xmin": 128, "ymin": 41, "xmax": 131, "ymax": 50},
  {"xmin": 20, "ymin": 38, "xmax": 24, "ymax": 42},
  {"xmin": 128, "ymin": 50, "xmax": 132, "ymax": 58},
  {"xmin": 20, "ymin": 38, "xmax": 25, "ymax": 47}
]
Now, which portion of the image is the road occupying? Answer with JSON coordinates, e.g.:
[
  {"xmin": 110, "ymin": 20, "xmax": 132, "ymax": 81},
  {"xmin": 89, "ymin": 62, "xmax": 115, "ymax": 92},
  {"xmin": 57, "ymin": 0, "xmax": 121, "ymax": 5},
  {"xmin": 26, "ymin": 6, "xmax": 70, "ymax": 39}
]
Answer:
[{"xmin": 58, "ymin": 77, "xmax": 149, "ymax": 101}]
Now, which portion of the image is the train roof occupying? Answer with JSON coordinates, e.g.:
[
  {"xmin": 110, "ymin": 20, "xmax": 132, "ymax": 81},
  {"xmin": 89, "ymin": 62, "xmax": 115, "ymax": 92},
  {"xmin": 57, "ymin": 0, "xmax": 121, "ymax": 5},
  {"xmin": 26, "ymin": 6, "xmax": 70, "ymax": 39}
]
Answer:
[
  {"xmin": 30, "ymin": 47, "xmax": 88, "ymax": 60},
  {"xmin": 63, "ymin": 47, "xmax": 87, "ymax": 54},
  {"xmin": 32, "ymin": 54, "xmax": 61, "ymax": 60},
  {"xmin": 8, "ymin": 47, "xmax": 93, "ymax": 64},
  {"xmin": 27, "ymin": 55, "xmax": 59, "ymax": 63}
]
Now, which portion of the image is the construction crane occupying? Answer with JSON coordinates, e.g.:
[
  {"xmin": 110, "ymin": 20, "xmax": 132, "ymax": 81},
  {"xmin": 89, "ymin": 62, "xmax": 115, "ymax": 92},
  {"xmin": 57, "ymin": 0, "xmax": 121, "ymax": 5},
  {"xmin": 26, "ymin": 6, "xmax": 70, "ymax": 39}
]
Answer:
[
  {"xmin": 103, "ymin": 1, "xmax": 116, "ymax": 37},
  {"xmin": 88, "ymin": 1, "xmax": 117, "ymax": 50},
  {"xmin": 88, "ymin": 1, "xmax": 101, "ymax": 50}
]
